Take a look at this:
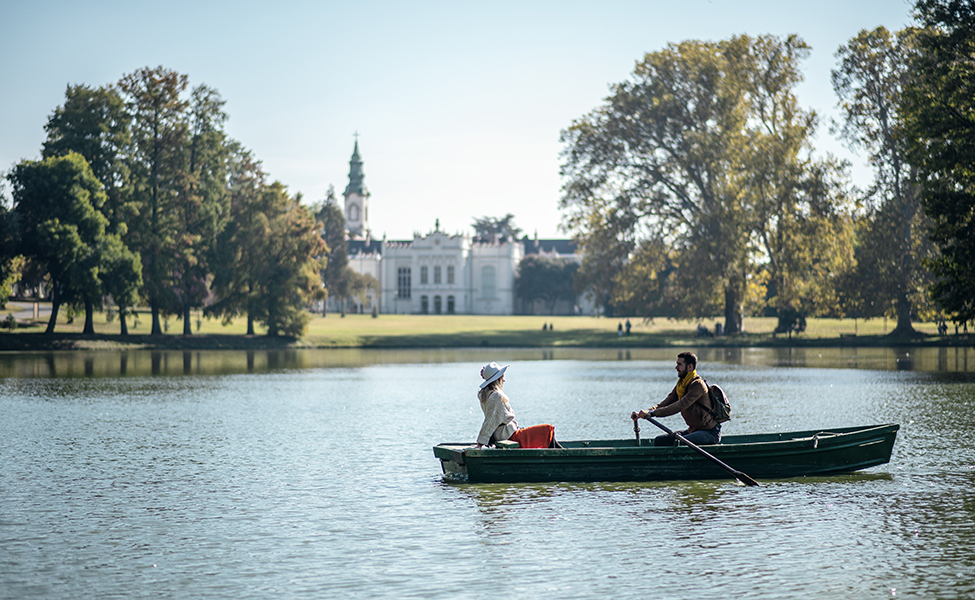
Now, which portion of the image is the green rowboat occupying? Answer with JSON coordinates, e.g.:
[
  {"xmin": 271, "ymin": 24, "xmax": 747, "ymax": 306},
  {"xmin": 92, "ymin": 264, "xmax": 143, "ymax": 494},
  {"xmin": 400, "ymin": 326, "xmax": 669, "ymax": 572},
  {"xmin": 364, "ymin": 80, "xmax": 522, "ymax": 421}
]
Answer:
[{"xmin": 433, "ymin": 423, "xmax": 899, "ymax": 483}]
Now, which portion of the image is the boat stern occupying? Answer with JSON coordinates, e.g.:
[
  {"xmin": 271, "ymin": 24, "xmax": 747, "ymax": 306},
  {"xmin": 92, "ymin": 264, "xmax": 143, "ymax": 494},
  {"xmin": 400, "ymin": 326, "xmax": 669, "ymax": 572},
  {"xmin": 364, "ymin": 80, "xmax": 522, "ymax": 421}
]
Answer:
[{"xmin": 433, "ymin": 444, "xmax": 469, "ymax": 477}]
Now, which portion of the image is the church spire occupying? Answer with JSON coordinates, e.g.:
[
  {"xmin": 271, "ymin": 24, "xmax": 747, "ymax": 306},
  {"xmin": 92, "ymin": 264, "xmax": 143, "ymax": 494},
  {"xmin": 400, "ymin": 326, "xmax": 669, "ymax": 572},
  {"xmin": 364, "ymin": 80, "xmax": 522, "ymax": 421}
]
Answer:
[
  {"xmin": 344, "ymin": 137, "xmax": 368, "ymax": 197},
  {"xmin": 343, "ymin": 134, "xmax": 370, "ymax": 240}
]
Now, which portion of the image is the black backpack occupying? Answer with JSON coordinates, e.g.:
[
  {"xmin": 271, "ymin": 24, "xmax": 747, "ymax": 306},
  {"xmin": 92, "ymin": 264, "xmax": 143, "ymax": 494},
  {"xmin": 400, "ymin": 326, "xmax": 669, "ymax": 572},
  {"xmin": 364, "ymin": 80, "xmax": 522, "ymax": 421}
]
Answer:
[{"xmin": 702, "ymin": 380, "xmax": 732, "ymax": 423}]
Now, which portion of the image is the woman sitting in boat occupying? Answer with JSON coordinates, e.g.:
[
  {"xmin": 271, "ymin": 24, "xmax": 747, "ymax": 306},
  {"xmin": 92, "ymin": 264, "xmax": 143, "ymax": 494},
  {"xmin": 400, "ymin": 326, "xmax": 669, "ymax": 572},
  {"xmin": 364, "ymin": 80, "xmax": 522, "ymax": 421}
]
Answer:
[
  {"xmin": 631, "ymin": 352, "xmax": 721, "ymax": 446},
  {"xmin": 476, "ymin": 362, "xmax": 562, "ymax": 449}
]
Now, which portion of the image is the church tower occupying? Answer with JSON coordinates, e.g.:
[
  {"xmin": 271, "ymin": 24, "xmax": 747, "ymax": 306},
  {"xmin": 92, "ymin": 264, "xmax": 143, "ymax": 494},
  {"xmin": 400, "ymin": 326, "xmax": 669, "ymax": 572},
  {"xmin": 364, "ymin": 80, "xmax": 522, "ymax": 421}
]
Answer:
[{"xmin": 343, "ymin": 138, "xmax": 370, "ymax": 240}]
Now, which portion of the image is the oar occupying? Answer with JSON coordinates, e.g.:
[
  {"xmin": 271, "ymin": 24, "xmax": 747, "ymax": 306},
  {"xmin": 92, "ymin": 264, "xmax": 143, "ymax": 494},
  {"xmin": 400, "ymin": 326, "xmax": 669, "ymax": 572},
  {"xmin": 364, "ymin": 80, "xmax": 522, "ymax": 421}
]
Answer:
[
  {"xmin": 645, "ymin": 416, "xmax": 760, "ymax": 486},
  {"xmin": 633, "ymin": 417, "xmax": 641, "ymax": 446}
]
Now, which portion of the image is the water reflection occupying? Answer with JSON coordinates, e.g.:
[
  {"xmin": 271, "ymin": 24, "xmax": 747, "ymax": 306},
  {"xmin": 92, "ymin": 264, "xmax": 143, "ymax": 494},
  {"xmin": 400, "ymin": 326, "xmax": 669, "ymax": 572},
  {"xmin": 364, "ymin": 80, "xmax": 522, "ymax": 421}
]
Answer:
[
  {"xmin": 3, "ymin": 348, "xmax": 974, "ymax": 600},
  {"xmin": 2, "ymin": 346, "xmax": 975, "ymax": 378}
]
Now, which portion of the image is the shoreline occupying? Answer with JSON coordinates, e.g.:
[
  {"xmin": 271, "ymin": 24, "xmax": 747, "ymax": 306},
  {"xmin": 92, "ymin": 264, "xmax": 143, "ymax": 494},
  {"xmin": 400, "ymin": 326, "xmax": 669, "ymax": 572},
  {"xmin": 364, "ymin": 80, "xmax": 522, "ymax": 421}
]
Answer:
[{"xmin": 2, "ymin": 330, "xmax": 971, "ymax": 353}]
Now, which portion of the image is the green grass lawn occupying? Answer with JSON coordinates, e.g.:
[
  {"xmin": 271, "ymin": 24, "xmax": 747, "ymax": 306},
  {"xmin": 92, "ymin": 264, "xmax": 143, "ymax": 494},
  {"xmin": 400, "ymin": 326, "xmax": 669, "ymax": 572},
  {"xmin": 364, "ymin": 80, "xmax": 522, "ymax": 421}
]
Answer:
[{"xmin": 1, "ymin": 303, "xmax": 953, "ymax": 351}]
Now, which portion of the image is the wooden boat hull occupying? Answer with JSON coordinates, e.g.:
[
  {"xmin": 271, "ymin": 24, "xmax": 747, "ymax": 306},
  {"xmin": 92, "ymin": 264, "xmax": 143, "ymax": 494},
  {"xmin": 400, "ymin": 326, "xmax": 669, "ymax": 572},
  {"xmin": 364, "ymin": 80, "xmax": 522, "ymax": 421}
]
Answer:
[{"xmin": 433, "ymin": 424, "xmax": 899, "ymax": 483}]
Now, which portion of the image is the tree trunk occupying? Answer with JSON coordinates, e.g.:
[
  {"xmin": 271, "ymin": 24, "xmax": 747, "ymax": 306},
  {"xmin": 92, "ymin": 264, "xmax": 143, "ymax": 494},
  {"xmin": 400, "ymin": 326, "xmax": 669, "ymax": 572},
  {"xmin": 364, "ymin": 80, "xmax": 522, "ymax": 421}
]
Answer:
[
  {"xmin": 246, "ymin": 313, "xmax": 255, "ymax": 336},
  {"xmin": 45, "ymin": 286, "xmax": 61, "ymax": 335},
  {"xmin": 82, "ymin": 295, "xmax": 95, "ymax": 335},
  {"xmin": 119, "ymin": 307, "xmax": 129, "ymax": 336},
  {"xmin": 890, "ymin": 292, "xmax": 916, "ymax": 337},
  {"xmin": 150, "ymin": 298, "xmax": 163, "ymax": 335},
  {"xmin": 182, "ymin": 302, "xmax": 192, "ymax": 335},
  {"xmin": 723, "ymin": 283, "xmax": 743, "ymax": 335}
]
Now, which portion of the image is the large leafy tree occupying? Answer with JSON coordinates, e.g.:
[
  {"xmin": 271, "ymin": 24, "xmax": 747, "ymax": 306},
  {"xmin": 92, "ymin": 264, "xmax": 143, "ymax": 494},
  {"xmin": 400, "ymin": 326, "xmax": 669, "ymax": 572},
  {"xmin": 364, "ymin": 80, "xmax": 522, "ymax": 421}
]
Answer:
[
  {"xmin": 172, "ymin": 84, "xmax": 230, "ymax": 335},
  {"xmin": 833, "ymin": 26, "xmax": 935, "ymax": 335},
  {"xmin": 7, "ymin": 153, "xmax": 119, "ymax": 334},
  {"xmin": 741, "ymin": 36, "xmax": 854, "ymax": 325},
  {"xmin": 561, "ymin": 37, "xmax": 747, "ymax": 329},
  {"xmin": 561, "ymin": 34, "xmax": 847, "ymax": 333},
  {"xmin": 250, "ymin": 183, "xmax": 327, "ymax": 336},
  {"xmin": 41, "ymin": 84, "xmax": 143, "ymax": 334},
  {"xmin": 207, "ymin": 143, "xmax": 268, "ymax": 334},
  {"xmin": 208, "ymin": 150, "xmax": 327, "ymax": 336},
  {"xmin": 118, "ymin": 66, "xmax": 190, "ymax": 335},
  {"xmin": 903, "ymin": 0, "xmax": 975, "ymax": 325}
]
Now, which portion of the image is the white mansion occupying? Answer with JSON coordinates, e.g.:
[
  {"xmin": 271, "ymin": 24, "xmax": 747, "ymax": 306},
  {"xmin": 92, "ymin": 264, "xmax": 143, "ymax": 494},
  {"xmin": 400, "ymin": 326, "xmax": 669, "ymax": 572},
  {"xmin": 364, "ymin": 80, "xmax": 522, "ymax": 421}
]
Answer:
[{"xmin": 334, "ymin": 141, "xmax": 584, "ymax": 316}]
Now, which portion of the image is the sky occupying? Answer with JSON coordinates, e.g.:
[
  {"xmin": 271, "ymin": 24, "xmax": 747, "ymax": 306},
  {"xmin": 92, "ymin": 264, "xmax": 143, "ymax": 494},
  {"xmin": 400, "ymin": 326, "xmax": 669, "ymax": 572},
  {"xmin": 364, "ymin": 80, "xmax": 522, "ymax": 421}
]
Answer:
[{"xmin": 1, "ymin": 0, "xmax": 915, "ymax": 241}]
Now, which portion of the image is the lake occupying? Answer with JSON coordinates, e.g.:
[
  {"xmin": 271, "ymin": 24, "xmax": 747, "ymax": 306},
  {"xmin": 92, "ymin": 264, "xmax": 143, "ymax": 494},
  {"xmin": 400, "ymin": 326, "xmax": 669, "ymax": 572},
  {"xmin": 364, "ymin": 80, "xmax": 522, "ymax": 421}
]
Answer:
[{"xmin": 1, "ymin": 346, "xmax": 973, "ymax": 599}]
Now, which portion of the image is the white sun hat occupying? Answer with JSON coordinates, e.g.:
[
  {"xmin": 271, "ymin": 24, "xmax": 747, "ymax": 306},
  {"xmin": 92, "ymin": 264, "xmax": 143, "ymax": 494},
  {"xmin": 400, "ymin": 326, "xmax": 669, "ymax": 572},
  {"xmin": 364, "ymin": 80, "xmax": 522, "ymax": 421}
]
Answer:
[{"xmin": 479, "ymin": 362, "xmax": 509, "ymax": 389}]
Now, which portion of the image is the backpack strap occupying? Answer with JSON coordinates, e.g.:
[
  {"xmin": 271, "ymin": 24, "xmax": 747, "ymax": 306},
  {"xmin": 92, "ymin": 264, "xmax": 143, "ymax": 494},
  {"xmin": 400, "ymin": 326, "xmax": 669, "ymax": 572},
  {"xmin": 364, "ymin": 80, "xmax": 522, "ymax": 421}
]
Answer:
[{"xmin": 698, "ymin": 377, "xmax": 716, "ymax": 419}]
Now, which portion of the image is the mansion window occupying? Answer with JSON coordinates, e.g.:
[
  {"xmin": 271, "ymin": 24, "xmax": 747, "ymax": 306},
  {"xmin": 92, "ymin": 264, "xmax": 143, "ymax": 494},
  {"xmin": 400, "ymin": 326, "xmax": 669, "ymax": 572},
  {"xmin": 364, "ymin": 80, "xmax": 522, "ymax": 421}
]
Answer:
[
  {"xmin": 420, "ymin": 295, "xmax": 429, "ymax": 314},
  {"xmin": 420, "ymin": 266, "xmax": 428, "ymax": 284},
  {"xmin": 397, "ymin": 267, "xmax": 411, "ymax": 298},
  {"xmin": 447, "ymin": 265, "xmax": 455, "ymax": 284},
  {"xmin": 434, "ymin": 295, "xmax": 442, "ymax": 315},
  {"xmin": 434, "ymin": 266, "xmax": 442, "ymax": 284},
  {"xmin": 447, "ymin": 295, "xmax": 455, "ymax": 314},
  {"xmin": 481, "ymin": 265, "xmax": 496, "ymax": 299}
]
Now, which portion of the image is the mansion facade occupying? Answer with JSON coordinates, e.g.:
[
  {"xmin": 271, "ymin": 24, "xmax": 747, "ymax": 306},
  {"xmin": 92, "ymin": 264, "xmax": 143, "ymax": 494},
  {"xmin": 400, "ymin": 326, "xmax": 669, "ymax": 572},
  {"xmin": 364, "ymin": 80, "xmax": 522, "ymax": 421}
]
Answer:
[{"xmin": 333, "ymin": 142, "xmax": 585, "ymax": 316}]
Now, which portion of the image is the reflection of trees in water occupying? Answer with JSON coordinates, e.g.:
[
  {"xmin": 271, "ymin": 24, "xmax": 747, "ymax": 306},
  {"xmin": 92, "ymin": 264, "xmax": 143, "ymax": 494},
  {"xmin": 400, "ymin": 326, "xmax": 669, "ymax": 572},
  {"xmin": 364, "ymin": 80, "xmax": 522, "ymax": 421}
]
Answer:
[{"xmin": 3, "ymin": 347, "xmax": 975, "ymax": 378}]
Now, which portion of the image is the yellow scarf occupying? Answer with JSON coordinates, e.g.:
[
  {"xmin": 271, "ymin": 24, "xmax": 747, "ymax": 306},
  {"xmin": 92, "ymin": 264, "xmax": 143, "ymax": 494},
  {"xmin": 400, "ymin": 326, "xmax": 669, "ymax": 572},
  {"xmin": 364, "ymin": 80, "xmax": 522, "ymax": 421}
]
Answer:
[{"xmin": 676, "ymin": 369, "xmax": 698, "ymax": 399}]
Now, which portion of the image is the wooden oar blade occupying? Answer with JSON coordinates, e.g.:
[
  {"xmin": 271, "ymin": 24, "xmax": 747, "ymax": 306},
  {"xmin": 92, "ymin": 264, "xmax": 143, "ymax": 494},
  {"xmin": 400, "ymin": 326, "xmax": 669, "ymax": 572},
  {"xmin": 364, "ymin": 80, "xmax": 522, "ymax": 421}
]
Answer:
[
  {"xmin": 734, "ymin": 471, "xmax": 760, "ymax": 487},
  {"xmin": 644, "ymin": 416, "xmax": 760, "ymax": 487}
]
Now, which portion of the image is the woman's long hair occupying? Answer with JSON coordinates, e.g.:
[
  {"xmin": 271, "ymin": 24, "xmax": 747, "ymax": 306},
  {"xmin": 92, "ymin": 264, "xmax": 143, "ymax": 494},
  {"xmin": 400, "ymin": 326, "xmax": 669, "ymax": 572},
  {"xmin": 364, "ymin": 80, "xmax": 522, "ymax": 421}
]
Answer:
[{"xmin": 477, "ymin": 376, "xmax": 504, "ymax": 403}]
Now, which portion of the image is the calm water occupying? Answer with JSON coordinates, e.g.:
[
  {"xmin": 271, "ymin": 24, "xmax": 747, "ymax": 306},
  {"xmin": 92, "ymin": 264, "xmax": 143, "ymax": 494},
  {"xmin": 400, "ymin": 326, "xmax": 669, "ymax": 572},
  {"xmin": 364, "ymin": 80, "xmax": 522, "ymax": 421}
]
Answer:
[{"xmin": 2, "ymin": 347, "xmax": 974, "ymax": 599}]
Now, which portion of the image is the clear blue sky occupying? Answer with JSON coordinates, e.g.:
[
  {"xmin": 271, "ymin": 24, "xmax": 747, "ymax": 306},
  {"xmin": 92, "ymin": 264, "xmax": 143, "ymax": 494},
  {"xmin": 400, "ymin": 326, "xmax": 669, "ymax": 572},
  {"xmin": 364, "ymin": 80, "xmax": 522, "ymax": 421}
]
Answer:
[{"xmin": 1, "ymin": 0, "xmax": 914, "ymax": 240}]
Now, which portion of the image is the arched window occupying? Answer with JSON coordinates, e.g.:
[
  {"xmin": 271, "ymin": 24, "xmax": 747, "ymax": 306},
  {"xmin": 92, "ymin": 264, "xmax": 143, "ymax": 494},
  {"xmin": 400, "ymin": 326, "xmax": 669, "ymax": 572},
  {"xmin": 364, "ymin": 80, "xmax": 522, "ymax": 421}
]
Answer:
[
  {"xmin": 434, "ymin": 295, "xmax": 442, "ymax": 315},
  {"xmin": 420, "ymin": 295, "xmax": 429, "ymax": 314},
  {"xmin": 447, "ymin": 295, "xmax": 455, "ymax": 314},
  {"xmin": 481, "ymin": 265, "xmax": 496, "ymax": 299},
  {"xmin": 348, "ymin": 204, "xmax": 359, "ymax": 222}
]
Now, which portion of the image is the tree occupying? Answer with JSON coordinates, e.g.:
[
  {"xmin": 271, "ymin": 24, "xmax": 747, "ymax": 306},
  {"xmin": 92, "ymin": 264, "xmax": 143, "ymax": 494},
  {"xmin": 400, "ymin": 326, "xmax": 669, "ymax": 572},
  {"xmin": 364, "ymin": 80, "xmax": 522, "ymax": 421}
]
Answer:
[
  {"xmin": 472, "ymin": 213, "xmax": 522, "ymax": 241},
  {"xmin": 172, "ymin": 84, "xmax": 230, "ymax": 335},
  {"xmin": 42, "ymin": 84, "xmax": 132, "ymax": 233},
  {"xmin": 515, "ymin": 255, "xmax": 578, "ymax": 315},
  {"xmin": 0, "ymin": 191, "xmax": 22, "ymax": 308},
  {"xmin": 250, "ymin": 182, "xmax": 327, "ymax": 336},
  {"xmin": 570, "ymin": 207, "xmax": 636, "ymax": 316},
  {"xmin": 316, "ymin": 185, "xmax": 347, "ymax": 314},
  {"xmin": 740, "ymin": 36, "xmax": 855, "ymax": 327},
  {"xmin": 833, "ymin": 26, "xmax": 935, "ymax": 335},
  {"xmin": 562, "ymin": 35, "xmax": 848, "ymax": 333},
  {"xmin": 561, "ymin": 37, "xmax": 748, "ymax": 330},
  {"xmin": 609, "ymin": 236, "xmax": 682, "ymax": 318},
  {"xmin": 903, "ymin": 0, "xmax": 975, "ymax": 325},
  {"xmin": 207, "ymin": 143, "xmax": 267, "ymax": 335},
  {"xmin": 99, "ymin": 233, "xmax": 143, "ymax": 335},
  {"xmin": 118, "ymin": 66, "xmax": 190, "ymax": 335},
  {"xmin": 343, "ymin": 270, "xmax": 379, "ymax": 313},
  {"xmin": 7, "ymin": 153, "xmax": 115, "ymax": 334}
]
